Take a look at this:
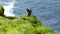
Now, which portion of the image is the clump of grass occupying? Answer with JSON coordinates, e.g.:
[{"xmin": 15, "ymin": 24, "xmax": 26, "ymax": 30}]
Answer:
[
  {"xmin": 0, "ymin": 5, "xmax": 5, "ymax": 17},
  {"xmin": 6, "ymin": 16, "xmax": 18, "ymax": 20}
]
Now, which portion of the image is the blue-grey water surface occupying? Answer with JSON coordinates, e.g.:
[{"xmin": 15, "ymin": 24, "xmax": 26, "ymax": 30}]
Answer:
[{"xmin": 0, "ymin": 0, "xmax": 60, "ymax": 33}]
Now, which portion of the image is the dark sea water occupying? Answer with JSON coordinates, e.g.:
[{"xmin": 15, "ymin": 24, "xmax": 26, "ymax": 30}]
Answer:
[{"xmin": 0, "ymin": 0, "xmax": 60, "ymax": 33}]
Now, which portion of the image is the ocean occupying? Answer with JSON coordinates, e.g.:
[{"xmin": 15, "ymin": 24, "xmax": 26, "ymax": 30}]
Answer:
[{"xmin": 0, "ymin": 0, "xmax": 60, "ymax": 33}]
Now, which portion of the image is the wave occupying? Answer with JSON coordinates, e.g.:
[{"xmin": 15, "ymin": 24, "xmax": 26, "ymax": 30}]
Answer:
[{"xmin": 4, "ymin": 0, "xmax": 15, "ymax": 17}]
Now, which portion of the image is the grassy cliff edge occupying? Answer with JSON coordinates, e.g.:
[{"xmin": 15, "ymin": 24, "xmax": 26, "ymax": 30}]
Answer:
[{"xmin": 0, "ymin": 6, "xmax": 58, "ymax": 34}]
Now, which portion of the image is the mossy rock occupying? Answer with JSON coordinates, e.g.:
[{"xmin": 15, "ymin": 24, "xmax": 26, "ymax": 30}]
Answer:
[
  {"xmin": 0, "ymin": 14, "xmax": 58, "ymax": 34},
  {"xmin": 20, "ymin": 14, "xmax": 43, "ymax": 27},
  {"xmin": 0, "ymin": 6, "xmax": 4, "ymax": 16},
  {"xmin": 20, "ymin": 14, "xmax": 38, "ymax": 23}
]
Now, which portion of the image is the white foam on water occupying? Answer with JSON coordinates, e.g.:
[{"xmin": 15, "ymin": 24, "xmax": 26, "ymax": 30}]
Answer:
[{"xmin": 4, "ymin": 0, "xmax": 15, "ymax": 17}]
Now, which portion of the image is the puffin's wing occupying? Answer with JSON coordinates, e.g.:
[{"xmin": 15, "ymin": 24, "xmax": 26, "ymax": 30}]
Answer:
[{"xmin": 26, "ymin": 8, "xmax": 30, "ymax": 12}]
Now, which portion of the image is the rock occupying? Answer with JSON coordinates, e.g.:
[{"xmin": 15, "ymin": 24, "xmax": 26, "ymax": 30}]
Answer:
[{"xmin": 0, "ymin": 5, "xmax": 4, "ymax": 16}]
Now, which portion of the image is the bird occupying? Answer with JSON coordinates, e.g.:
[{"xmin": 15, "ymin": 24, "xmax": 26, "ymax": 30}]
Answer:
[{"xmin": 26, "ymin": 8, "xmax": 32, "ymax": 17}]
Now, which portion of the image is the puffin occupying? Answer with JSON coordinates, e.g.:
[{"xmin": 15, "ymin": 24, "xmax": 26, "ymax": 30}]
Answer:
[{"xmin": 26, "ymin": 8, "xmax": 32, "ymax": 17}]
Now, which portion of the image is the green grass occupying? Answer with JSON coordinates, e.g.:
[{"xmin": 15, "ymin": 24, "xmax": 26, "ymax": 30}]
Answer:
[{"xmin": 0, "ymin": 14, "xmax": 58, "ymax": 34}]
